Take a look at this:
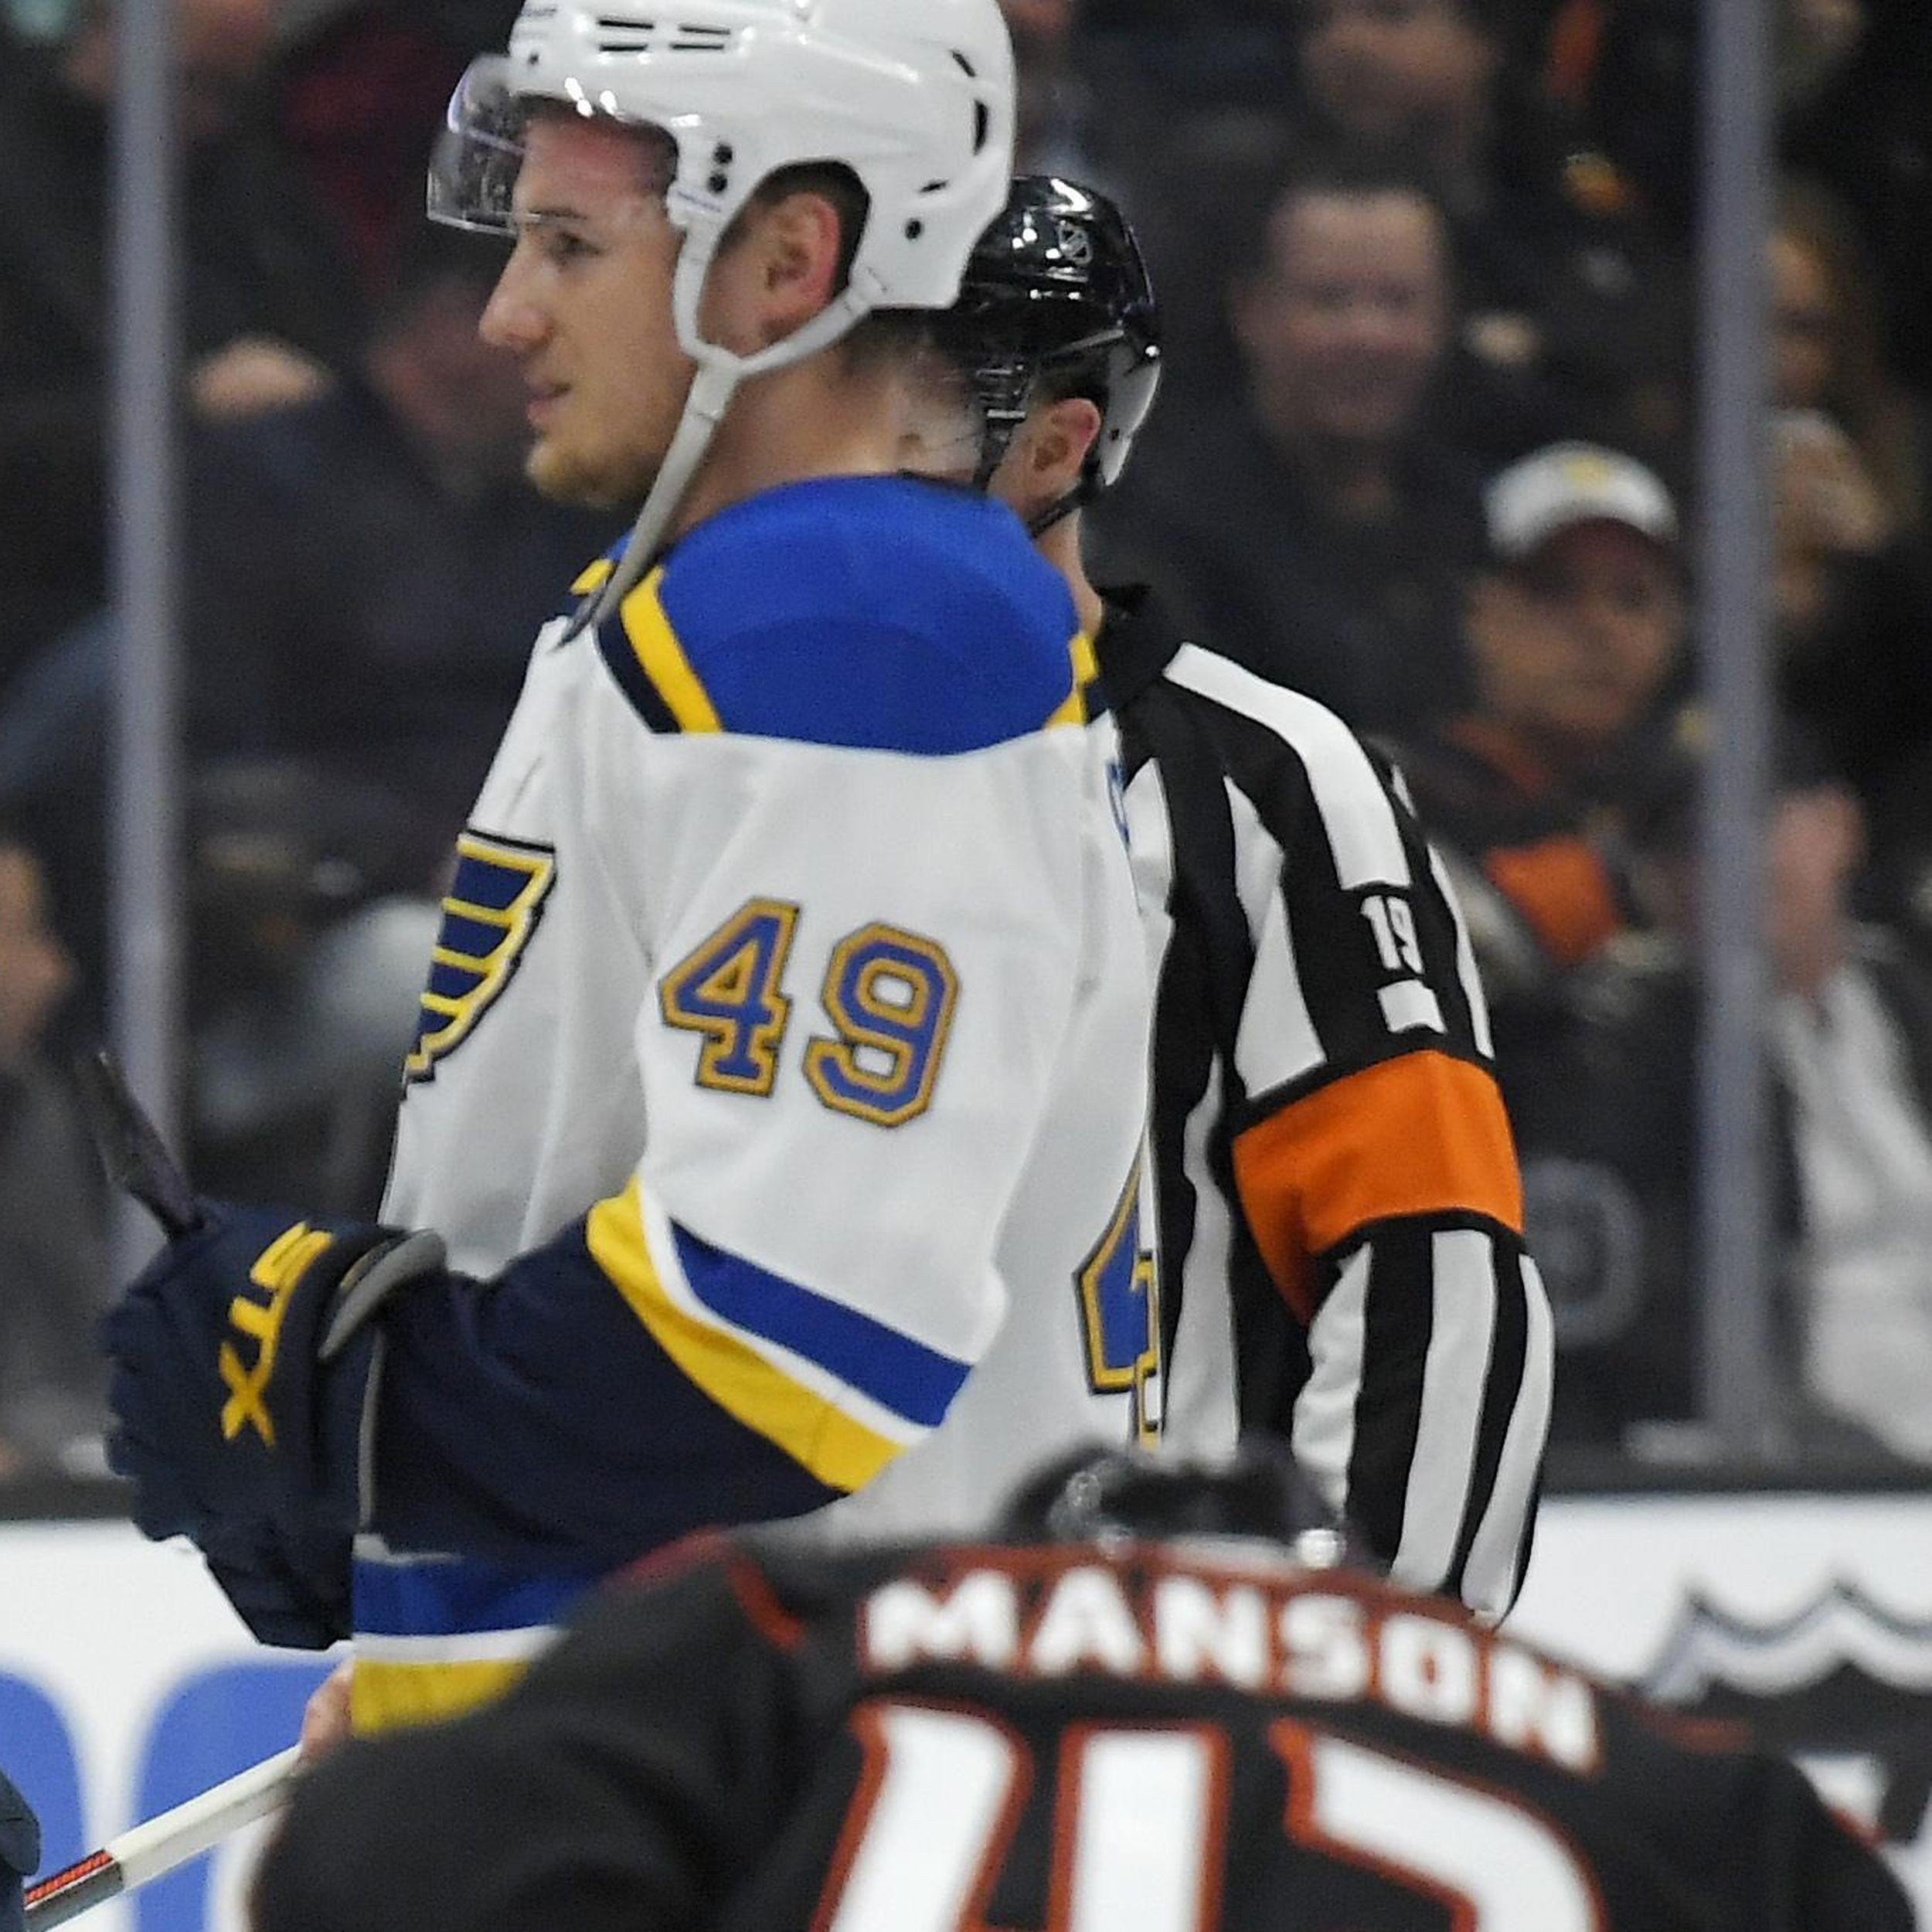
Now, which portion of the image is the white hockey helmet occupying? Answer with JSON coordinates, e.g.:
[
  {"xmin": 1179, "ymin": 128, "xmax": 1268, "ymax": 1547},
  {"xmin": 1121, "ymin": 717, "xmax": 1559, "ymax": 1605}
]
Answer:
[
  {"xmin": 430, "ymin": 0, "xmax": 1016, "ymax": 623},
  {"xmin": 439, "ymin": 0, "xmax": 1017, "ymax": 309}
]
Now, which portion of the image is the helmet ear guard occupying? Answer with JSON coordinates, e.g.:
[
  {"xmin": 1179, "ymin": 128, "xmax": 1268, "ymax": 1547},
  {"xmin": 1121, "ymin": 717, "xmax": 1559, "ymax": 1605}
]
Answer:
[{"xmin": 429, "ymin": 0, "xmax": 1020, "ymax": 627}]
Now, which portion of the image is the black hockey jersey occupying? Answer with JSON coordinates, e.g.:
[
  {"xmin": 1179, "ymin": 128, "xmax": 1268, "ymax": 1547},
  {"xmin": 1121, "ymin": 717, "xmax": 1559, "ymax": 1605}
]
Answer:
[{"xmin": 253, "ymin": 1532, "xmax": 1910, "ymax": 1932}]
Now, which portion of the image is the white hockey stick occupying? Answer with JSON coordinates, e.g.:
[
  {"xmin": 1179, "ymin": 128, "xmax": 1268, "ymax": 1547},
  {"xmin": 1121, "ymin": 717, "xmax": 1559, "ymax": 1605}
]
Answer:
[{"xmin": 24, "ymin": 1747, "xmax": 301, "ymax": 1928}]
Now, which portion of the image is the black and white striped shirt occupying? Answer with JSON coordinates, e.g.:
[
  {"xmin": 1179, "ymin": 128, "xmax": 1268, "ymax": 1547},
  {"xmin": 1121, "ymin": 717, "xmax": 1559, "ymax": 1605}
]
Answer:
[{"xmin": 1097, "ymin": 586, "xmax": 1553, "ymax": 1619}]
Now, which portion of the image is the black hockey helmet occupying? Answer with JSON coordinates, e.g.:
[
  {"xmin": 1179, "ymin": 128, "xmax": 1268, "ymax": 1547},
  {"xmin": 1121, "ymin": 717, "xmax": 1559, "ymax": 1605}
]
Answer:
[
  {"xmin": 999, "ymin": 1440, "xmax": 1373, "ymax": 1573},
  {"xmin": 936, "ymin": 175, "xmax": 1163, "ymax": 518}
]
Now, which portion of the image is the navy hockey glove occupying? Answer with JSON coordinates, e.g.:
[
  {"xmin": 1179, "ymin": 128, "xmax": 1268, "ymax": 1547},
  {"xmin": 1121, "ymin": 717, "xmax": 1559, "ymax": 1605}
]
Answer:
[
  {"xmin": 101, "ymin": 1206, "xmax": 445, "ymax": 1555},
  {"xmin": 1, "ymin": 1765, "xmax": 37, "ymax": 1932},
  {"xmin": 199, "ymin": 1516, "xmax": 355, "ymax": 1651}
]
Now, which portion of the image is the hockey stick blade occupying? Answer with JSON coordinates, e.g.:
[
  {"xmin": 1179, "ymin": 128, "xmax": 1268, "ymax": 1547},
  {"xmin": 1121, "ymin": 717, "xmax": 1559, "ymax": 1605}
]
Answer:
[
  {"xmin": 73, "ymin": 1049, "xmax": 204, "ymax": 1241},
  {"xmin": 24, "ymin": 1746, "xmax": 301, "ymax": 1928}
]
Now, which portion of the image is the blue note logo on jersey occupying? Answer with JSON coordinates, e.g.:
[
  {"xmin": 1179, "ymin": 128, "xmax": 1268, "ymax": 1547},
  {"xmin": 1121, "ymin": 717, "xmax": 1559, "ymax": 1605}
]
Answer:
[{"xmin": 406, "ymin": 832, "xmax": 556, "ymax": 1083}]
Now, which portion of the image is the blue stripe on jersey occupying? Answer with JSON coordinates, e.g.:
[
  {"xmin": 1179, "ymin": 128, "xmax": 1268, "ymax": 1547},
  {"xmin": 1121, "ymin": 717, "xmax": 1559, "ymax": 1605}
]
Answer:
[
  {"xmin": 671, "ymin": 1225, "xmax": 971, "ymax": 1430},
  {"xmin": 352, "ymin": 1553, "xmax": 603, "ymax": 1640},
  {"xmin": 603, "ymin": 476, "xmax": 1080, "ymax": 753}
]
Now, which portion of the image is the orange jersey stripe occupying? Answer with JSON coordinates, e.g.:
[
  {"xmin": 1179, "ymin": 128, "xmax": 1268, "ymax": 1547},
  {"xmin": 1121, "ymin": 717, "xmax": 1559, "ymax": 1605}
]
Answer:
[{"xmin": 1233, "ymin": 1050, "xmax": 1524, "ymax": 1321}]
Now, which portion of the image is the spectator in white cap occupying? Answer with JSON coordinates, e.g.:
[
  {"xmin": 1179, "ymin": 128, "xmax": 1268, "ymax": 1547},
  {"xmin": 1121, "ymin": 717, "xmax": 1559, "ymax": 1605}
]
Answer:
[
  {"xmin": 1485, "ymin": 439, "xmax": 1680, "ymax": 562},
  {"xmin": 1383, "ymin": 441, "xmax": 1690, "ymax": 1123}
]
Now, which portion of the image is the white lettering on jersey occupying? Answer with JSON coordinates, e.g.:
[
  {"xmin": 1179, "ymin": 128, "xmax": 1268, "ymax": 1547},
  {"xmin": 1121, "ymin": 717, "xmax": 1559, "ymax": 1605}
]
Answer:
[
  {"xmin": 1381, "ymin": 1614, "xmax": 1482, "ymax": 1728},
  {"xmin": 862, "ymin": 1573, "xmax": 1019, "ymax": 1672},
  {"xmin": 855, "ymin": 1565, "xmax": 1599, "ymax": 1769},
  {"xmin": 1030, "ymin": 1567, "xmax": 1148, "ymax": 1677},
  {"xmin": 1489, "ymin": 1643, "xmax": 1603, "ymax": 1772},
  {"xmin": 1279, "ymin": 1594, "xmax": 1373, "ymax": 1701},
  {"xmin": 1151, "ymin": 1577, "xmax": 1270, "ymax": 1689}
]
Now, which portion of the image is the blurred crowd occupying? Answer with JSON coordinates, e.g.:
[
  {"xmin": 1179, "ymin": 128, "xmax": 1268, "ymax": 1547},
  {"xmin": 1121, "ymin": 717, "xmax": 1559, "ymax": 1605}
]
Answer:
[{"xmin": 5, "ymin": 0, "xmax": 1932, "ymax": 1481}]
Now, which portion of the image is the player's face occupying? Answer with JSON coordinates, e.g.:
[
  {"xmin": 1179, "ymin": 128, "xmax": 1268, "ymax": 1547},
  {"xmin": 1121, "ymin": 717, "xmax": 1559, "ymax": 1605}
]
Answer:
[
  {"xmin": 1471, "ymin": 522, "xmax": 1684, "ymax": 757},
  {"xmin": 480, "ymin": 114, "xmax": 692, "ymax": 511},
  {"xmin": 1236, "ymin": 190, "xmax": 1448, "ymax": 448}
]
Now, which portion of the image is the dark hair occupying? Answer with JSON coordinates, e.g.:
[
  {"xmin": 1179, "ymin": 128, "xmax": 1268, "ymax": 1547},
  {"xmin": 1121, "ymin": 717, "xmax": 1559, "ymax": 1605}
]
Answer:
[
  {"xmin": 737, "ymin": 162, "xmax": 869, "ymax": 286},
  {"xmin": 731, "ymin": 161, "xmax": 931, "ymax": 374},
  {"xmin": 1228, "ymin": 142, "xmax": 1451, "ymax": 290},
  {"xmin": 1000, "ymin": 1440, "xmax": 1375, "ymax": 1569}
]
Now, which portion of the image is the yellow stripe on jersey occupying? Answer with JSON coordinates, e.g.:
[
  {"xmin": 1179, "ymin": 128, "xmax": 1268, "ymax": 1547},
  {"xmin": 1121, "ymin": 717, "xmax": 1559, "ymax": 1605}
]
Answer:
[
  {"xmin": 585, "ymin": 1180, "xmax": 904, "ymax": 1493},
  {"xmin": 1046, "ymin": 629, "xmax": 1098, "ymax": 728},
  {"xmin": 350, "ymin": 1655, "xmax": 532, "ymax": 1734},
  {"xmin": 572, "ymin": 556, "xmax": 615, "ymax": 596},
  {"xmin": 1071, "ymin": 627, "xmax": 1100, "ymax": 689},
  {"xmin": 619, "ymin": 568, "xmax": 723, "ymax": 733}
]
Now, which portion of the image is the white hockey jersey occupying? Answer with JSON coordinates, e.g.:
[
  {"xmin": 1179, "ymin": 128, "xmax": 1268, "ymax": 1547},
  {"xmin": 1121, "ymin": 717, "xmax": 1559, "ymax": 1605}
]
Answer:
[{"xmin": 350, "ymin": 476, "xmax": 1155, "ymax": 1729}]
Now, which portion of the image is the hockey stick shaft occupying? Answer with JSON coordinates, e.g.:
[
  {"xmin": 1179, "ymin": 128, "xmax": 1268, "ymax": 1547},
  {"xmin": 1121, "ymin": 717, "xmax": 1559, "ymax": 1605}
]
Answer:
[
  {"xmin": 24, "ymin": 1747, "xmax": 301, "ymax": 1928},
  {"xmin": 72, "ymin": 1048, "xmax": 204, "ymax": 1242}
]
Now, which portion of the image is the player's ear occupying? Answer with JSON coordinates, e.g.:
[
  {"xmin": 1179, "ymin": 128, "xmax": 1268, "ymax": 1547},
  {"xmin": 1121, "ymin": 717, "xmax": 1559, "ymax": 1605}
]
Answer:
[
  {"xmin": 1015, "ymin": 396, "xmax": 1101, "ymax": 506},
  {"xmin": 744, "ymin": 189, "xmax": 846, "ymax": 344}
]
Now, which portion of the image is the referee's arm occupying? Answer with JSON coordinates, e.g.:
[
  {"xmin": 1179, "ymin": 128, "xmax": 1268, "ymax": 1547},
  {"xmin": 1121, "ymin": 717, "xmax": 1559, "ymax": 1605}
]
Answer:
[{"xmin": 1228, "ymin": 736, "xmax": 1553, "ymax": 1621}]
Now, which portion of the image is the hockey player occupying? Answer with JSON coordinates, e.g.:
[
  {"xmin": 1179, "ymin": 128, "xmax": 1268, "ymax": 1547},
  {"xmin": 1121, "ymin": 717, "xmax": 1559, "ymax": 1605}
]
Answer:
[
  {"xmin": 904, "ymin": 179, "xmax": 1552, "ymax": 1619},
  {"xmin": 250, "ymin": 1440, "xmax": 1913, "ymax": 1932},
  {"xmin": 99, "ymin": 7, "xmax": 1157, "ymax": 1732}
]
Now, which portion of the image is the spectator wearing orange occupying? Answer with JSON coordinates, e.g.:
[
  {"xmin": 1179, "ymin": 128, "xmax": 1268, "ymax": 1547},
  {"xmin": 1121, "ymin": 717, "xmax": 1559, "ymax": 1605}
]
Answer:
[{"xmin": 1386, "ymin": 443, "xmax": 1688, "ymax": 1097}]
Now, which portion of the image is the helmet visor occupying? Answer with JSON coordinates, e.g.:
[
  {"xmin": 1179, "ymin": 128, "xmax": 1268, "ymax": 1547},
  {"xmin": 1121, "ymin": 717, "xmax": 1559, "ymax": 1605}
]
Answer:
[
  {"xmin": 427, "ymin": 54, "xmax": 676, "ymax": 235},
  {"xmin": 428, "ymin": 56, "xmax": 532, "ymax": 235}
]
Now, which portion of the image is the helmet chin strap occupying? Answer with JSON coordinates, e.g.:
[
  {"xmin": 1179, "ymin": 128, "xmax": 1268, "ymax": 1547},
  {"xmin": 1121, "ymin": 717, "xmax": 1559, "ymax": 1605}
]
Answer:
[
  {"xmin": 570, "ymin": 236, "xmax": 875, "ymax": 640},
  {"xmin": 1026, "ymin": 492, "xmax": 1080, "ymax": 539},
  {"xmin": 961, "ymin": 350, "xmax": 1089, "ymax": 539},
  {"xmin": 569, "ymin": 357, "xmax": 740, "ymax": 640}
]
